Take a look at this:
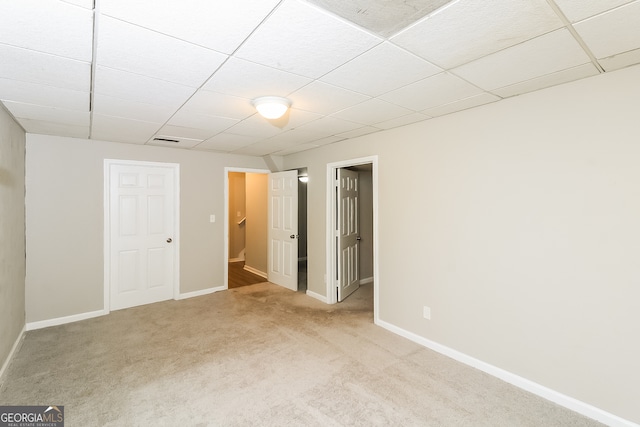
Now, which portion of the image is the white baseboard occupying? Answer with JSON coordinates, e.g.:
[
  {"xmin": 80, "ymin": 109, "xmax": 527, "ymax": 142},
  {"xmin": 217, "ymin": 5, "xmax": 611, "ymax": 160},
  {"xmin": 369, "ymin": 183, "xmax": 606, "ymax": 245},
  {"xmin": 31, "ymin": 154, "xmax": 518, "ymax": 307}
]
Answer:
[
  {"xmin": 229, "ymin": 257, "xmax": 244, "ymax": 263},
  {"xmin": 26, "ymin": 309, "xmax": 107, "ymax": 331},
  {"xmin": 360, "ymin": 276, "xmax": 374, "ymax": 285},
  {"xmin": 375, "ymin": 319, "xmax": 637, "ymax": 427},
  {"xmin": 177, "ymin": 286, "xmax": 225, "ymax": 300},
  {"xmin": 243, "ymin": 265, "xmax": 267, "ymax": 279},
  {"xmin": 0, "ymin": 325, "xmax": 25, "ymax": 385},
  {"xmin": 306, "ymin": 289, "xmax": 328, "ymax": 303}
]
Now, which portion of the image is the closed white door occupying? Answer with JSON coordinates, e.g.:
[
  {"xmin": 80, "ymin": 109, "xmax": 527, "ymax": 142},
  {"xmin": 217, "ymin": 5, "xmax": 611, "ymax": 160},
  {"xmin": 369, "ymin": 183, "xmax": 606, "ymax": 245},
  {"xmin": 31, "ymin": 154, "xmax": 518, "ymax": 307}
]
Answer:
[
  {"xmin": 337, "ymin": 168, "xmax": 359, "ymax": 301},
  {"xmin": 108, "ymin": 162, "xmax": 177, "ymax": 310},
  {"xmin": 268, "ymin": 170, "xmax": 298, "ymax": 291}
]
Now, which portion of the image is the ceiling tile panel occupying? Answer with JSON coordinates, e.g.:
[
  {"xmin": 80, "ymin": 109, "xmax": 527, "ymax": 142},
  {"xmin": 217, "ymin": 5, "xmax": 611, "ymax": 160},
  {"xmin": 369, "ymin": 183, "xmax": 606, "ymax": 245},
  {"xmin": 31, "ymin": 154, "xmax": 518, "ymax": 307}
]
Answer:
[
  {"xmin": 491, "ymin": 64, "xmax": 599, "ymax": 98},
  {"xmin": 224, "ymin": 117, "xmax": 285, "ymax": 139},
  {"xmin": 225, "ymin": 109, "xmax": 322, "ymax": 138},
  {"xmin": 331, "ymin": 98, "xmax": 413, "ymax": 125},
  {"xmin": 94, "ymin": 66, "xmax": 195, "ymax": 108},
  {"xmin": 452, "ymin": 29, "xmax": 591, "ymax": 91},
  {"xmin": 195, "ymin": 133, "xmax": 261, "ymax": 152},
  {"xmin": 92, "ymin": 94, "xmax": 175, "ymax": 123},
  {"xmin": 422, "ymin": 93, "xmax": 500, "ymax": 117},
  {"xmin": 202, "ymin": 58, "xmax": 312, "ymax": 99},
  {"xmin": 100, "ymin": 0, "xmax": 280, "ymax": 54},
  {"xmin": 320, "ymin": 42, "xmax": 441, "ymax": 96},
  {"xmin": 154, "ymin": 125, "xmax": 215, "ymax": 141},
  {"xmin": 97, "ymin": 16, "xmax": 228, "ymax": 87},
  {"xmin": 0, "ymin": 78, "xmax": 88, "ymax": 111},
  {"xmin": 374, "ymin": 112, "xmax": 431, "ymax": 130},
  {"xmin": 262, "ymin": 129, "xmax": 326, "ymax": 146},
  {"xmin": 16, "ymin": 118, "xmax": 89, "ymax": 138},
  {"xmin": 312, "ymin": 136, "xmax": 347, "ymax": 146},
  {"xmin": 573, "ymin": 1, "xmax": 640, "ymax": 60},
  {"xmin": 295, "ymin": 116, "xmax": 363, "ymax": 135},
  {"xmin": 181, "ymin": 90, "xmax": 255, "ymax": 120},
  {"xmin": 599, "ymin": 47, "xmax": 640, "ymax": 71},
  {"xmin": 91, "ymin": 114, "xmax": 160, "ymax": 144},
  {"xmin": 306, "ymin": 0, "xmax": 454, "ymax": 37},
  {"xmin": 380, "ymin": 72, "xmax": 483, "ymax": 111},
  {"xmin": 391, "ymin": 0, "xmax": 563, "ymax": 68},
  {"xmin": 337, "ymin": 126, "xmax": 381, "ymax": 139},
  {"xmin": 0, "ymin": 44, "xmax": 90, "ymax": 91},
  {"xmin": 553, "ymin": 0, "xmax": 634, "ymax": 22},
  {"xmin": 274, "ymin": 142, "xmax": 320, "ymax": 156},
  {"xmin": 232, "ymin": 143, "xmax": 280, "ymax": 157},
  {"xmin": 61, "ymin": 0, "xmax": 94, "ymax": 9},
  {"xmin": 289, "ymin": 82, "xmax": 370, "ymax": 115},
  {"xmin": 167, "ymin": 110, "xmax": 239, "ymax": 134},
  {"xmin": 2, "ymin": 101, "xmax": 89, "ymax": 126},
  {"xmin": 0, "ymin": 0, "xmax": 93, "ymax": 61},
  {"xmin": 235, "ymin": 0, "xmax": 383, "ymax": 78}
]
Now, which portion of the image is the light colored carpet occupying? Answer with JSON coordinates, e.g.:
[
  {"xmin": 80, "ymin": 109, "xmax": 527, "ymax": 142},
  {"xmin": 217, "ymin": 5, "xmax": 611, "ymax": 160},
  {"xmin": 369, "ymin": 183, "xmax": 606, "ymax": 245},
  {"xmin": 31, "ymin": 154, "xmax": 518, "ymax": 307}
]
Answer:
[{"xmin": 0, "ymin": 283, "xmax": 602, "ymax": 426}]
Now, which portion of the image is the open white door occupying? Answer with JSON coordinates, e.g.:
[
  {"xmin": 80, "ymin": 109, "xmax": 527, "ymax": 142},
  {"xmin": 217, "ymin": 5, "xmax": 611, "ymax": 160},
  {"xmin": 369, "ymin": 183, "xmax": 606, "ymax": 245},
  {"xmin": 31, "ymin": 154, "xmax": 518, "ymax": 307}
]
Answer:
[
  {"xmin": 268, "ymin": 170, "xmax": 298, "ymax": 291},
  {"xmin": 337, "ymin": 168, "xmax": 360, "ymax": 301},
  {"xmin": 108, "ymin": 162, "xmax": 177, "ymax": 310}
]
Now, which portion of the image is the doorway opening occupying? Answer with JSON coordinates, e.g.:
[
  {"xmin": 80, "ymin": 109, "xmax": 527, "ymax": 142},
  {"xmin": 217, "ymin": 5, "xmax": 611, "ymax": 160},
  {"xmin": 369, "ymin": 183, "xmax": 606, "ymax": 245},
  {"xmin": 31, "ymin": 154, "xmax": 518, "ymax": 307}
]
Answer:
[
  {"xmin": 224, "ymin": 167, "xmax": 308, "ymax": 292},
  {"xmin": 326, "ymin": 156, "xmax": 379, "ymax": 321}
]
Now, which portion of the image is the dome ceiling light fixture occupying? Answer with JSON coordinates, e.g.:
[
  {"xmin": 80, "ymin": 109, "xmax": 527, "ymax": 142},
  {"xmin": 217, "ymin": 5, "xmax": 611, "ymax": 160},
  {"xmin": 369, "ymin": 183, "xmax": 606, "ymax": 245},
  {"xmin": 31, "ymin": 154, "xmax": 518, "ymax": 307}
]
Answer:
[{"xmin": 252, "ymin": 96, "xmax": 291, "ymax": 120}]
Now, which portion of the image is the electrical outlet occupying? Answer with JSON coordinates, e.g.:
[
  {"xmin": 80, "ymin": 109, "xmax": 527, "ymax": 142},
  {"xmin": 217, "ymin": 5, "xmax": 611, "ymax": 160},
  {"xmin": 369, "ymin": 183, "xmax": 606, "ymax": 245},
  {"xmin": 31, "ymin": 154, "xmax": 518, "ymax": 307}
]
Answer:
[{"xmin": 423, "ymin": 306, "xmax": 431, "ymax": 320}]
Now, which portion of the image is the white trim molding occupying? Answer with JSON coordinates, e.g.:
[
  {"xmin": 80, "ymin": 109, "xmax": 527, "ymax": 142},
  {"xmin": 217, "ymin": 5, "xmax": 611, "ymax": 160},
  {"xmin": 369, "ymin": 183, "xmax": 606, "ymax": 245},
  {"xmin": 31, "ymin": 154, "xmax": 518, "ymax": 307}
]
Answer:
[
  {"xmin": 177, "ymin": 286, "xmax": 225, "ymax": 300},
  {"xmin": 26, "ymin": 309, "xmax": 107, "ymax": 331},
  {"xmin": 375, "ymin": 319, "xmax": 638, "ymax": 427},
  {"xmin": 223, "ymin": 167, "xmax": 271, "ymax": 290},
  {"xmin": 326, "ymin": 156, "xmax": 380, "ymax": 322},
  {"xmin": 306, "ymin": 290, "xmax": 328, "ymax": 303},
  {"xmin": 0, "ymin": 325, "xmax": 25, "ymax": 385},
  {"xmin": 243, "ymin": 265, "xmax": 267, "ymax": 279},
  {"xmin": 360, "ymin": 276, "xmax": 374, "ymax": 285}
]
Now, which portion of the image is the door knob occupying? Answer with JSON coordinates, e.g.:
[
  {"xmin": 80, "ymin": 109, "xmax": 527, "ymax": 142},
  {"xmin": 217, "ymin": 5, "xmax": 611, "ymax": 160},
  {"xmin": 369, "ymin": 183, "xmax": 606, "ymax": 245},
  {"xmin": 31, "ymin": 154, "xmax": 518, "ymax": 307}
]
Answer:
[
  {"xmin": 166, "ymin": 238, "xmax": 172, "ymax": 243},
  {"xmin": 290, "ymin": 234, "xmax": 299, "ymax": 239}
]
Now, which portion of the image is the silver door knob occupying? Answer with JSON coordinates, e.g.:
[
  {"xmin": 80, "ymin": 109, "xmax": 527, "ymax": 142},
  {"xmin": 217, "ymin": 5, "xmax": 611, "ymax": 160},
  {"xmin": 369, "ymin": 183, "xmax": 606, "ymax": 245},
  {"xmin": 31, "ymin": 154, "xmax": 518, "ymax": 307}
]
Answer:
[{"xmin": 166, "ymin": 238, "xmax": 172, "ymax": 243}]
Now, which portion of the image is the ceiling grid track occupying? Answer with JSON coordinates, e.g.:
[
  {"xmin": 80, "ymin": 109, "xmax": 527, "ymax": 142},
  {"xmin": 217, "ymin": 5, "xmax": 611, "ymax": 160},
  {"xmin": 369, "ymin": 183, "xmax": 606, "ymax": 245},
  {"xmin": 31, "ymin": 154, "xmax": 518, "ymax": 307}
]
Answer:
[
  {"xmin": 546, "ymin": 0, "xmax": 605, "ymax": 73},
  {"xmin": 88, "ymin": 0, "xmax": 100, "ymax": 139}
]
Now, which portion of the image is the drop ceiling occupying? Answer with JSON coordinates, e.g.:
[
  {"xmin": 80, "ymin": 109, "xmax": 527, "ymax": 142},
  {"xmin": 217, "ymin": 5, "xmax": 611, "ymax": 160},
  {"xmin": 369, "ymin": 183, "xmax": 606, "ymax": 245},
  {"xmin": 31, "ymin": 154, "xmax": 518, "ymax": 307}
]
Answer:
[{"xmin": 1, "ymin": 0, "xmax": 639, "ymax": 156}]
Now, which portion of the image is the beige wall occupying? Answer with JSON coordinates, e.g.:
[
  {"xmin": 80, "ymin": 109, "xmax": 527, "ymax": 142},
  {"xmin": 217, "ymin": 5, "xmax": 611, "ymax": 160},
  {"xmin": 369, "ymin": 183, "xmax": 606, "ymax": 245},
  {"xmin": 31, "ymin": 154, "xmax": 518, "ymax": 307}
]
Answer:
[
  {"xmin": 245, "ymin": 173, "xmax": 268, "ymax": 275},
  {"xmin": 228, "ymin": 172, "xmax": 246, "ymax": 260},
  {"xmin": 25, "ymin": 134, "xmax": 268, "ymax": 323},
  {"xmin": 283, "ymin": 64, "xmax": 640, "ymax": 424},
  {"xmin": 0, "ymin": 107, "xmax": 26, "ymax": 372}
]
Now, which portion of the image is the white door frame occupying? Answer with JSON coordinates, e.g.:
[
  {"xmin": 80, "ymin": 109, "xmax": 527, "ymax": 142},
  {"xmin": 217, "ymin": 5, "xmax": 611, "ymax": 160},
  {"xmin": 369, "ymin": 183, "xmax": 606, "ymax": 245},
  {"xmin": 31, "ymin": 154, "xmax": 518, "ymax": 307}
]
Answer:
[
  {"xmin": 224, "ymin": 167, "xmax": 270, "ymax": 289},
  {"xmin": 103, "ymin": 159, "xmax": 181, "ymax": 313},
  {"xmin": 326, "ymin": 156, "xmax": 379, "ymax": 322}
]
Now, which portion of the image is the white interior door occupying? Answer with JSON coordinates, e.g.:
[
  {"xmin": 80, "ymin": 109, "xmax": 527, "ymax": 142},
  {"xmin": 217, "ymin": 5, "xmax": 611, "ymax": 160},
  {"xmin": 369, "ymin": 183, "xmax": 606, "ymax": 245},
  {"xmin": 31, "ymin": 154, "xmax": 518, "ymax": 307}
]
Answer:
[
  {"xmin": 268, "ymin": 170, "xmax": 298, "ymax": 291},
  {"xmin": 109, "ymin": 162, "xmax": 177, "ymax": 310},
  {"xmin": 337, "ymin": 168, "xmax": 359, "ymax": 301}
]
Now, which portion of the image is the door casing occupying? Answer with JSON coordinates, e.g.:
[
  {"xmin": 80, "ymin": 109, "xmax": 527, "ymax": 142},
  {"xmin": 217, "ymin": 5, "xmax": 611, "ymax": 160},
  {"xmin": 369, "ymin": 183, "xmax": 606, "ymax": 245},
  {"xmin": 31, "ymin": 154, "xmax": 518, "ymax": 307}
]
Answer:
[
  {"xmin": 224, "ymin": 167, "xmax": 270, "ymax": 289},
  {"xmin": 326, "ymin": 156, "xmax": 379, "ymax": 322}
]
